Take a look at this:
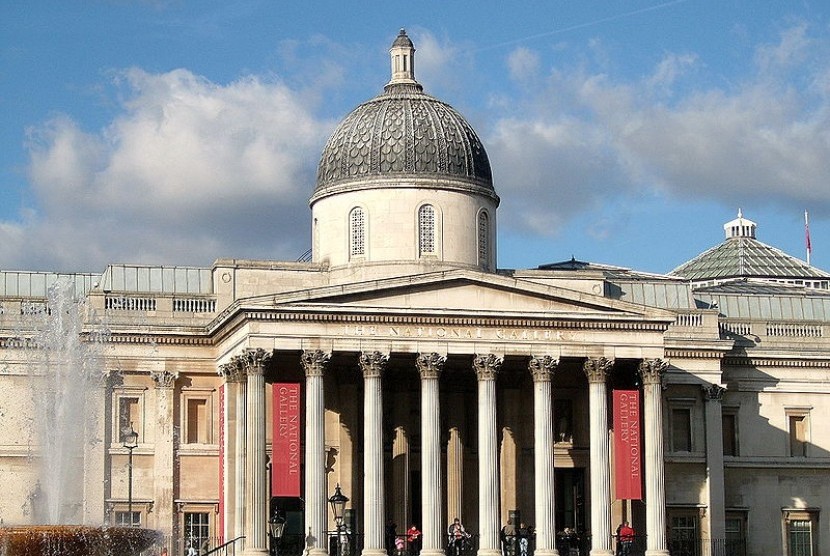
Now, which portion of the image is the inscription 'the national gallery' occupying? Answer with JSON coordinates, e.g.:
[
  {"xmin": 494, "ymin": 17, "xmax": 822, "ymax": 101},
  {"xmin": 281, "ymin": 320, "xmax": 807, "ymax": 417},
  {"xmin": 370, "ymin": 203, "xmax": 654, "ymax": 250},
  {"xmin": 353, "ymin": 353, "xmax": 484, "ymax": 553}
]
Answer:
[{"xmin": 342, "ymin": 325, "xmax": 564, "ymax": 341}]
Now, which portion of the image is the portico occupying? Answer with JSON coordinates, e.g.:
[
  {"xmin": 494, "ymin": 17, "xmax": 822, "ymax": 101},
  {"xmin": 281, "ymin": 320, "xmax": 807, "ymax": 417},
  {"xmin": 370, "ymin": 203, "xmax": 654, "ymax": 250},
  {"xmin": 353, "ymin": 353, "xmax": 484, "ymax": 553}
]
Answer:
[{"xmin": 216, "ymin": 270, "xmax": 675, "ymax": 556}]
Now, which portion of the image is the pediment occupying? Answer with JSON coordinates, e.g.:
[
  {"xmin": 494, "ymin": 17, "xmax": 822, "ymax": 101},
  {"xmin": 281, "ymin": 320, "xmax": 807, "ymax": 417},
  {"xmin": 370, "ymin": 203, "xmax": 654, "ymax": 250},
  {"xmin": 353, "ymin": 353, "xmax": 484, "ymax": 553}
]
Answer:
[{"xmin": 247, "ymin": 269, "xmax": 676, "ymax": 323}]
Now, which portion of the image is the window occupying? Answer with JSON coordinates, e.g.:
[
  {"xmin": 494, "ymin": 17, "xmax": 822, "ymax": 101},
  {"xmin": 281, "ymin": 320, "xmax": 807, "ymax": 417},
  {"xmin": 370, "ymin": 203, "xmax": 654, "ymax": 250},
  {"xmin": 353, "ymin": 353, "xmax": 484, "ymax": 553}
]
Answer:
[
  {"xmin": 418, "ymin": 204, "xmax": 435, "ymax": 256},
  {"xmin": 671, "ymin": 407, "xmax": 692, "ymax": 452},
  {"xmin": 788, "ymin": 414, "xmax": 808, "ymax": 457},
  {"xmin": 784, "ymin": 510, "xmax": 818, "ymax": 556},
  {"xmin": 725, "ymin": 512, "xmax": 747, "ymax": 556},
  {"xmin": 722, "ymin": 412, "xmax": 738, "ymax": 456},
  {"xmin": 477, "ymin": 211, "xmax": 489, "ymax": 267},
  {"xmin": 115, "ymin": 510, "xmax": 141, "ymax": 527},
  {"xmin": 668, "ymin": 510, "xmax": 700, "ymax": 556},
  {"xmin": 186, "ymin": 398, "xmax": 208, "ymax": 444},
  {"xmin": 554, "ymin": 398, "xmax": 573, "ymax": 443},
  {"xmin": 118, "ymin": 397, "xmax": 140, "ymax": 442},
  {"xmin": 350, "ymin": 207, "xmax": 365, "ymax": 257},
  {"xmin": 184, "ymin": 512, "xmax": 211, "ymax": 553}
]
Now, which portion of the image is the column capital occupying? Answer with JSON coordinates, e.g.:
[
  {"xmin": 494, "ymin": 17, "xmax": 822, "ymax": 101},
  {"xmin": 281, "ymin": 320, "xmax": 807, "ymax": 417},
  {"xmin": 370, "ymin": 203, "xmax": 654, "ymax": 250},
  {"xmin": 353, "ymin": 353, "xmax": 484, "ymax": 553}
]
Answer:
[
  {"xmin": 301, "ymin": 349, "xmax": 331, "ymax": 377},
  {"xmin": 218, "ymin": 358, "xmax": 246, "ymax": 383},
  {"xmin": 416, "ymin": 352, "xmax": 446, "ymax": 379},
  {"xmin": 359, "ymin": 350, "xmax": 389, "ymax": 378},
  {"xmin": 703, "ymin": 383, "xmax": 726, "ymax": 401},
  {"xmin": 583, "ymin": 357, "xmax": 612, "ymax": 383},
  {"xmin": 639, "ymin": 358, "xmax": 669, "ymax": 386},
  {"xmin": 528, "ymin": 355, "xmax": 558, "ymax": 382},
  {"xmin": 473, "ymin": 353, "xmax": 502, "ymax": 380},
  {"xmin": 243, "ymin": 348, "xmax": 272, "ymax": 375},
  {"xmin": 151, "ymin": 369, "xmax": 179, "ymax": 389}
]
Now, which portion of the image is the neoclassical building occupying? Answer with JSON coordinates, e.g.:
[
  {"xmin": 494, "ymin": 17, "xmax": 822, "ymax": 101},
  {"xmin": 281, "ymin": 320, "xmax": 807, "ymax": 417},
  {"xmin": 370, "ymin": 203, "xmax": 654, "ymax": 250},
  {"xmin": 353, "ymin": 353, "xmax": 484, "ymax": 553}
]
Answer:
[{"xmin": 1, "ymin": 30, "xmax": 829, "ymax": 556}]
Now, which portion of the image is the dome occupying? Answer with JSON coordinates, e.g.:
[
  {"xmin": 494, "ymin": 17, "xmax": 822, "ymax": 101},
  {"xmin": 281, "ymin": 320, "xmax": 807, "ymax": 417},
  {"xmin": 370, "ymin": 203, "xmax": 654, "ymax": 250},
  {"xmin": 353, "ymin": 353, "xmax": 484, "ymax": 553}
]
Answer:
[{"xmin": 311, "ymin": 30, "xmax": 496, "ymax": 204}]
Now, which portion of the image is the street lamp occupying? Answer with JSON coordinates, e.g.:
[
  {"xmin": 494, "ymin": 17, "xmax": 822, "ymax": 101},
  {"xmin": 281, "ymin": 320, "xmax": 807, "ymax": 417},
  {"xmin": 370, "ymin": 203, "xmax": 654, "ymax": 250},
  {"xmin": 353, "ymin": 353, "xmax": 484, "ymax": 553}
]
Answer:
[
  {"xmin": 329, "ymin": 484, "xmax": 349, "ymax": 556},
  {"xmin": 269, "ymin": 509, "xmax": 286, "ymax": 556},
  {"xmin": 122, "ymin": 424, "xmax": 139, "ymax": 526}
]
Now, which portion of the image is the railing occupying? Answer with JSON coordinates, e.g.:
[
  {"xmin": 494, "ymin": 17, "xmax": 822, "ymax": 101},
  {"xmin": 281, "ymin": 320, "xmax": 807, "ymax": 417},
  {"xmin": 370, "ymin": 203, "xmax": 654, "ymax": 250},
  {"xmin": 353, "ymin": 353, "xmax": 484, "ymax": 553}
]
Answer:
[
  {"xmin": 173, "ymin": 297, "xmax": 216, "ymax": 313},
  {"xmin": 106, "ymin": 295, "xmax": 157, "ymax": 311},
  {"xmin": 203, "ymin": 536, "xmax": 245, "ymax": 556}
]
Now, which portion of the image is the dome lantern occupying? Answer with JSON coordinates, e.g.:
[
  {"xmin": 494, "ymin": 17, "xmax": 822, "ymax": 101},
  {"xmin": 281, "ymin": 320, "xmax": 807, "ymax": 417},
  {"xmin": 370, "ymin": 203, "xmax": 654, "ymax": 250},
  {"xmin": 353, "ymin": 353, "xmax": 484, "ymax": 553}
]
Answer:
[{"xmin": 387, "ymin": 29, "xmax": 420, "ymax": 90}]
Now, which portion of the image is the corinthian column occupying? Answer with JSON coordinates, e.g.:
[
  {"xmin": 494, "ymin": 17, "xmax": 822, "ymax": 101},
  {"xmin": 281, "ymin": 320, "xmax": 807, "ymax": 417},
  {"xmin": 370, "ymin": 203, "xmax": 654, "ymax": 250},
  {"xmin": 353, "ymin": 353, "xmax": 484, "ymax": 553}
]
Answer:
[
  {"xmin": 417, "ymin": 352, "xmax": 446, "ymax": 556},
  {"xmin": 583, "ymin": 358, "xmax": 613, "ymax": 556},
  {"xmin": 242, "ymin": 349, "xmax": 272, "ymax": 556},
  {"xmin": 302, "ymin": 350, "xmax": 331, "ymax": 556},
  {"xmin": 151, "ymin": 369, "xmax": 179, "ymax": 541},
  {"xmin": 473, "ymin": 354, "xmax": 502, "ymax": 556},
  {"xmin": 639, "ymin": 359, "xmax": 670, "ymax": 556},
  {"xmin": 360, "ymin": 351, "xmax": 389, "ymax": 556},
  {"xmin": 219, "ymin": 358, "xmax": 248, "ymax": 541},
  {"xmin": 529, "ymin": 356, "xmax": 559, "ymax": 556}
]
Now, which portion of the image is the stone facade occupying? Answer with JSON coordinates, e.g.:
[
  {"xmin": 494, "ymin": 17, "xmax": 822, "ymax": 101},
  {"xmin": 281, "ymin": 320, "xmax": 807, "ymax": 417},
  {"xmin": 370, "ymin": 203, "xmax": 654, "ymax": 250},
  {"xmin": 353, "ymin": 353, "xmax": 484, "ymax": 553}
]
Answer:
[{"xmin": 1, "ymin": 29, "xmax": 829, "ymax": 556}]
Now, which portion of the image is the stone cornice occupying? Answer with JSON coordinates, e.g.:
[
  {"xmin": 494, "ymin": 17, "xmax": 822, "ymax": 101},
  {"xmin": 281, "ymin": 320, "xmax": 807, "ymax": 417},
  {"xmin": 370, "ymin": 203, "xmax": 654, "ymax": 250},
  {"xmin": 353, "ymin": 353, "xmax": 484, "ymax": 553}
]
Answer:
[
  {"xmin": 225, "ymin": 308, "xmax": 671, "ymax": 332},
  {"xmin": 723, "ymin": 356, "xmax": 830, "ymax": 368},
  {"xmin": 665, "ymin": 348, "xmax": 728, "ymax": 360}
]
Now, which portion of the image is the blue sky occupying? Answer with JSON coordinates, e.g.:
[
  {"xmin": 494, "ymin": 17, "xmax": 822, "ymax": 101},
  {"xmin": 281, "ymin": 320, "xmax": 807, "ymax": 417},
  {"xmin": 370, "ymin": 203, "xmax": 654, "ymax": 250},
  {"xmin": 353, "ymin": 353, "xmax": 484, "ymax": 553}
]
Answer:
[{"xmin": 2, "ymin": 1, "xmax": 829, "ymax": 275}]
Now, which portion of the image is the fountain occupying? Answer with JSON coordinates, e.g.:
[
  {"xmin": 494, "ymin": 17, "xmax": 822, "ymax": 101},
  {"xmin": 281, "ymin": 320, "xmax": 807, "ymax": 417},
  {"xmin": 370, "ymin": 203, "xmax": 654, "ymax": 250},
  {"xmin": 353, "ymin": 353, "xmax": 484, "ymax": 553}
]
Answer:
[{"xmin": 0, "ymin": 279, "xmax": 160, "ymax": 555}]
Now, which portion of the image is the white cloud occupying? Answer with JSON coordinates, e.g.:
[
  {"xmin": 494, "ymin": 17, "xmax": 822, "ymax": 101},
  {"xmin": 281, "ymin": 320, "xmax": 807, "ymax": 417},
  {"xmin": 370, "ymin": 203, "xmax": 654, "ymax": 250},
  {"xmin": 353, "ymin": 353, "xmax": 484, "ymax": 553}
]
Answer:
[
  {"xmin": 487, "ymin": 22, "xmax": 830, "ymax": 239},
  {"xmin": 3, "ymin": 68, "xmax": 332, "ymax": 271}
]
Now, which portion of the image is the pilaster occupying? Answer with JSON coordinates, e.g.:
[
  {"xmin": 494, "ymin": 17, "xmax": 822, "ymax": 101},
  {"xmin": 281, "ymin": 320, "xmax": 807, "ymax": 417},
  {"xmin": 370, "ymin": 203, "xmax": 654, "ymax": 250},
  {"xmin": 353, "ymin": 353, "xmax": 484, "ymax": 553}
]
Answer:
[
  {"xmin": 703, "ymin": 384, "xmax": 726, "ymax": 545},
  {"xmin": 151, "ymin": 368, "xmax": 178, "ymax": 540}
]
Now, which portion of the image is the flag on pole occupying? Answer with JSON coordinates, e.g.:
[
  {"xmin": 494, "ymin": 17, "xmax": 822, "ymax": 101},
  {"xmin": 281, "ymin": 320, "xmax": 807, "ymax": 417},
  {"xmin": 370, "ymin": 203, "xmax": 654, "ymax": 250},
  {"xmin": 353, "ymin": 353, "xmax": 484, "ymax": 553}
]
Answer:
[{"xmin": 805, "ymin": 210, "xmax": 812, "ymax": 266}]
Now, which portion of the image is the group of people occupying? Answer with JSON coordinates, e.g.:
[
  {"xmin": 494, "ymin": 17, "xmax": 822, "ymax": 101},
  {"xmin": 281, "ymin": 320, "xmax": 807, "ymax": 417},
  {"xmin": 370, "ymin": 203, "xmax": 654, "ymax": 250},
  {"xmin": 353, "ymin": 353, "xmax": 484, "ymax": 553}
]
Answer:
[
  {"xmin": 499, "ymin": 520, "xmax": 533, "ymax": 556},
  {"xmin": 383, "ymin": 517, "xmax": 634, "ymax": 556}
]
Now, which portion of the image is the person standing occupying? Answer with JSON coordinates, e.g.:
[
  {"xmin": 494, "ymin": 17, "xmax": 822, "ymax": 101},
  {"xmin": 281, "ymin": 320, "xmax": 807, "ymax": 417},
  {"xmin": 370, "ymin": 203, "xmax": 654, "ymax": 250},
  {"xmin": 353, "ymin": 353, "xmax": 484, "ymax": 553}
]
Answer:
[
  {"xmin": 447, "ymin": 517, "xmax": 469, "ymax": 556},
  {"xmin": 500, "ymin": 519, "xmax": 516, "ymax": 556},
  {"xmin": 407, "ymin": 524, "xmax": 422, "ymax": 554},
  {"xmin": 616, "ymin": 521, "xmax": 635, "ymax": 556}
]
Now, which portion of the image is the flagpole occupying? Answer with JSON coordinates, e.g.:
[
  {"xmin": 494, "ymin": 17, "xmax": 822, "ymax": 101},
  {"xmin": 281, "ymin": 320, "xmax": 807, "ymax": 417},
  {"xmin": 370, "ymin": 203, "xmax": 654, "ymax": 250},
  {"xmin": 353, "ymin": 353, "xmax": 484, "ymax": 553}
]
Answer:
[{"xmin": 805, "ymin": 210, "xmax": 812, "ymax": 266}]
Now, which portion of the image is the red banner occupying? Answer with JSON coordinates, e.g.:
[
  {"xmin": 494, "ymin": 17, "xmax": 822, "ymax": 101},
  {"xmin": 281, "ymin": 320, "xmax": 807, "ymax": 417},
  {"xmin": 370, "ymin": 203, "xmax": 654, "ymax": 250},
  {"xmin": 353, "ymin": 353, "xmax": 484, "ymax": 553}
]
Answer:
[
  {"xmin": 273, "ymin": 383, "xmax": 302, "ymax": 496},
  {"xmin": 613, "ymin": 390, "xmax": 642, "ymax": 500}
]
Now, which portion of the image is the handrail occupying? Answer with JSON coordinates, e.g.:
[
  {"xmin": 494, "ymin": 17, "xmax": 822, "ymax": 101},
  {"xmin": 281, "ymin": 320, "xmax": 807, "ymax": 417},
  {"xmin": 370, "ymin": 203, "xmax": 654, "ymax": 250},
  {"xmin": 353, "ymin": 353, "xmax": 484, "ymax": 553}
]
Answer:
[{"xmin": 203, "ymin": 536, "xmax": 246, "ymax": 556}]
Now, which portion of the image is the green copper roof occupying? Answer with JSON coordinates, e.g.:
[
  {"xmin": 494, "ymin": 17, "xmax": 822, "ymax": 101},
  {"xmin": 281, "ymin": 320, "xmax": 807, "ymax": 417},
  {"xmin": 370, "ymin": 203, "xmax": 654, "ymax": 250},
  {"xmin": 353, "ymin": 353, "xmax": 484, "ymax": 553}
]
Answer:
[{"xmin": 670, "ymin": 237, "xmax": 830, "ymax": 281}]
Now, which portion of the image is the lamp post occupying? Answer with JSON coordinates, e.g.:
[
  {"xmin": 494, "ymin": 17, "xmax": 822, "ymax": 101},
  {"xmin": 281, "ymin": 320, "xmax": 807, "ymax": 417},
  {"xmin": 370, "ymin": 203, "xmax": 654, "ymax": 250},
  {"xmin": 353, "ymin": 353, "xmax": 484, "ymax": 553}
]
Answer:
[
  {"xmin": 122, "ymin": 424, "xmax": 139, "ymax": 526},
  {"xmin": 329, "ymin": 484, "xmax": 349, "ymax": 556},
  {"xmin": 269, "ymin": 509, "xmax": 286, "ymax": 556}
]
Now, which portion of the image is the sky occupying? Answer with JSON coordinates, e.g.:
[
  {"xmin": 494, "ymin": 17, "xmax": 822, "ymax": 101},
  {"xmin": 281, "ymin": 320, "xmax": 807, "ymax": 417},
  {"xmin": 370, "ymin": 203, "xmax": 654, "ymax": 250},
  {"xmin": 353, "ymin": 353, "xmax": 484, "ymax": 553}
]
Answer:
[{"xmin": 2, "ymin": 1, "xmax": 829, "ymax": 276}]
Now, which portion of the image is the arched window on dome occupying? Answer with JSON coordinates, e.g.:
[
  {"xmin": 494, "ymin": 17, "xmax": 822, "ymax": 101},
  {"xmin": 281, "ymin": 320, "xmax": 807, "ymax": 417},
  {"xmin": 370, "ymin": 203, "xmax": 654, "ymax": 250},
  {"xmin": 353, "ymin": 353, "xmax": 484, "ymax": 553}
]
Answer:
[
  {"xmin": 418, "ymin": 204, "xmax": 436, "ymax": 257},
  {"xmin": 478, "ymin": 210, "xmax": 489, "ymax": 268},
  {"xmin": 350, "ymin": 207, "xmax": 366, "ymax": 258}
]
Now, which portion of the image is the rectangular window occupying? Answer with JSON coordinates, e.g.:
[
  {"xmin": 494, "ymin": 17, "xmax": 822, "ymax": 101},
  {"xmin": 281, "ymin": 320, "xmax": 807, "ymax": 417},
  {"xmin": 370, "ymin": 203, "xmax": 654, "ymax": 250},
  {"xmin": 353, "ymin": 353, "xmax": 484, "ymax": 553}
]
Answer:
[
  {"xmin": 668, "ymin": 511, "xmax": 700, "ymax": 556},
  {"xmin": 722, "ymin": 412, "xmax": 738, "ymax": 456},
  {"xmin": 671, "ymin": 407, "xmax": 692, "ymax": 452},
  {"xmin": 789, "ymin": 414, "xmax": 808, "ymax": 457},
  {"xmin": 118, "ymin": 397, "xmax": 140, "ymax": 442},
  {"xmin": 115, "ymin": 510, "xmax": 141, "ymax": 527},
  {"xmin": 186, "ymin": 398, "xmax": 208, "ymax": 444},
  {"xmin": 184, "ymin": 512, "xmax": 211, "ymax": 553},
  {"xmin": 725, "ymin": 512, "xmax": 747, "ymax": 556},
  {"xmin": 785, "ymin": 510, "xmax": 818, "ymax": 556}
]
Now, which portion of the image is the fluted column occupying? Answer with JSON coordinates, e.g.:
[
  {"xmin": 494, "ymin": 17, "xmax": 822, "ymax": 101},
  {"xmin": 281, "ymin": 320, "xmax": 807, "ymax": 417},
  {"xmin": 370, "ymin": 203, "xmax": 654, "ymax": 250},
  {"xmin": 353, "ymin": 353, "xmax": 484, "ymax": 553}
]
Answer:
[
  {"xmin": 583, "ymin": 358, "xmax": 613, "ymax": 556},
  {"xmin": 151, "ymin": 369, "xmax": 178, "ymax": 540},
  {"xmin": 640, "ymin": 359, "xmax": 669, "ymax": 556},
  {"xmin": 242, "ymin": 349, "xmax": 272, "ymax": 556},
  {"xmin": 302, "ymin": 350, "xmax": 331, "ymax": 556},
  {"xmin": 219, "ymin": 358, "xmax": 248, "ymax": 540},
  {"xmin": 703, "ymin": 384, "xmax": 726, "ymax": 551},
  {"xmin": 417, "ymin": 352, "xmax": 446, "ymax": 556},
  {"xmin": 529, "ymin": 356, "xmax": 559, "ymax": 556},
  {"xmin": 360, "ymin": 351, "xmax": 389, "ymax": 556},
  {"xmin": 473, "ymin": 354, "xmax": 502, "ymax": 556}
]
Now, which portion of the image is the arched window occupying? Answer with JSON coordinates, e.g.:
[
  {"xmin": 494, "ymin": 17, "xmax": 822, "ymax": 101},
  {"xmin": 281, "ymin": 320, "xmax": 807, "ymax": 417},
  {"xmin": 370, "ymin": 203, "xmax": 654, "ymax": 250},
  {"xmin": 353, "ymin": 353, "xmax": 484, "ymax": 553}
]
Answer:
[
  {"xmin": 478, "ymin": 211, "xmax": 489, "ymax": 267},
  {"xmin": 350, "ymin": 207, "xmax": 365, "ymax": 257},
  {"xmin": 418, "ymin": 204, "xmax": 435, "ymax": 256}
]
